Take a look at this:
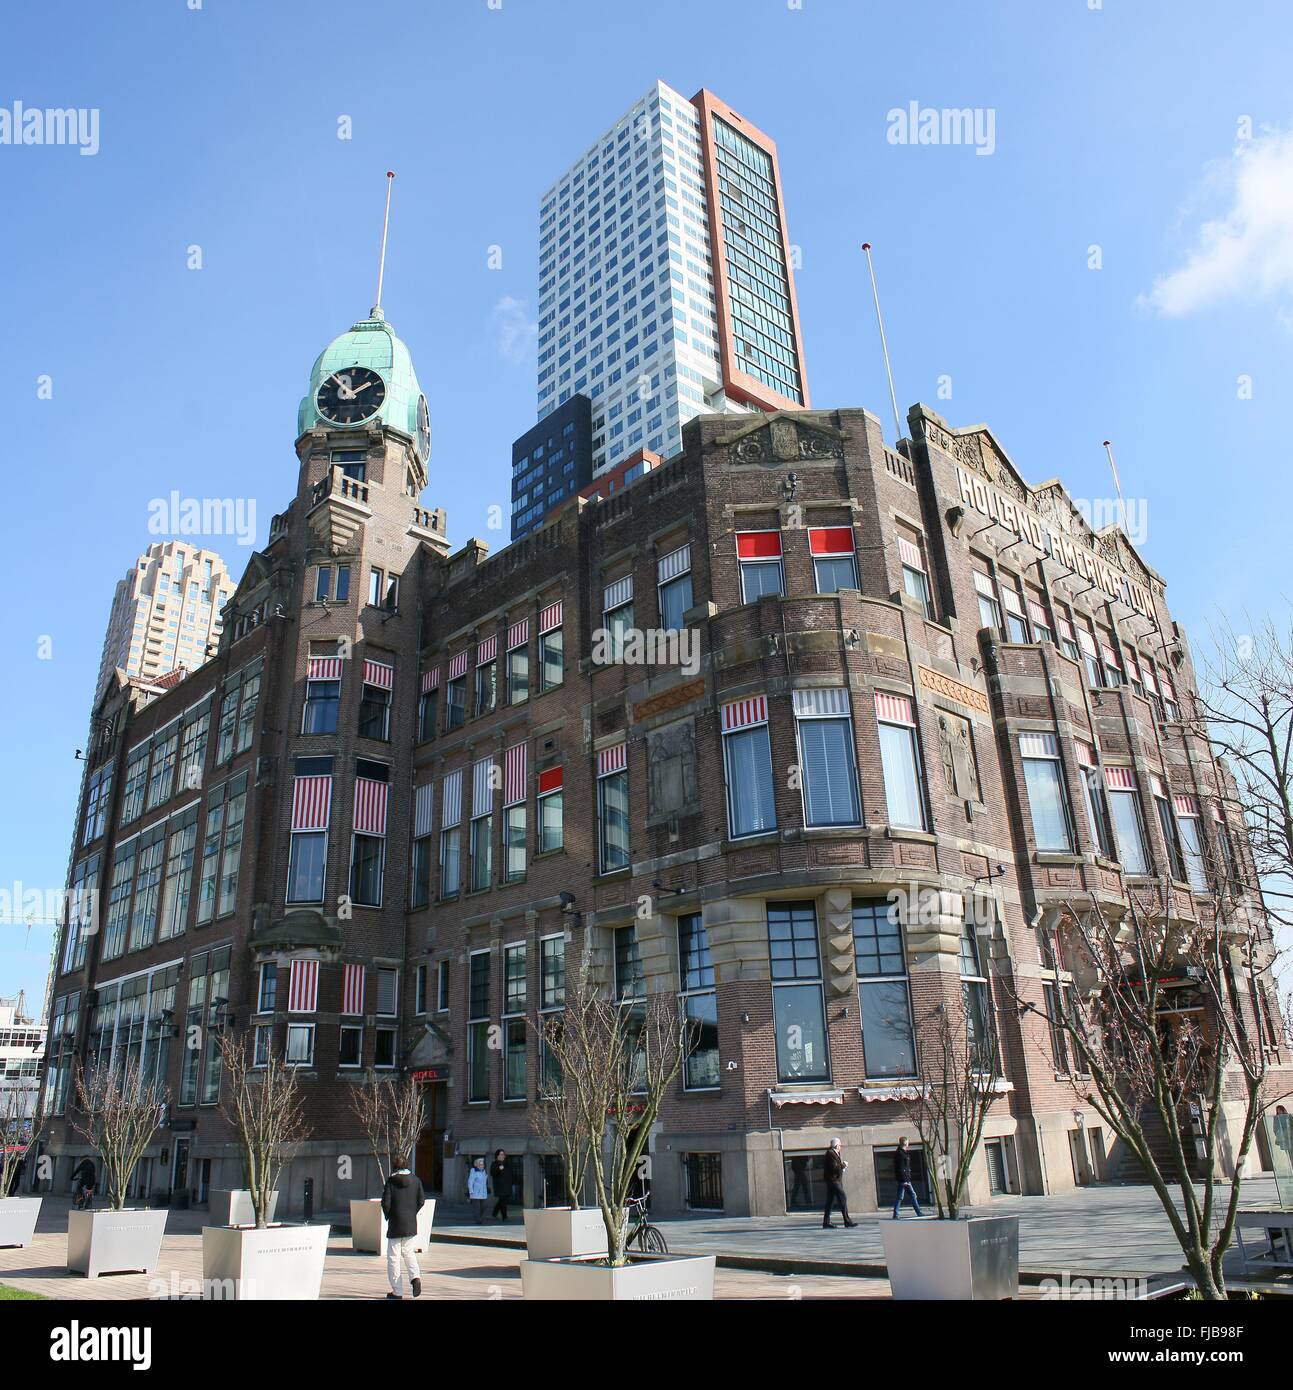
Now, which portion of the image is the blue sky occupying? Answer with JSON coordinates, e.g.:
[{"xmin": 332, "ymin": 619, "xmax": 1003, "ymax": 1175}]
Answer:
[{"xmin": 2, "ymin": 0, "xmax": 1292, "ymax": 1010}]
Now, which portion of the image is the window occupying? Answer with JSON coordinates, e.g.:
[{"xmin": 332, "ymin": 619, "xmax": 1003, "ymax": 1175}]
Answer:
[
  {"xmin": 81, "ymin": 766, "xmax": 113, "ymax": 845},
  {"xmin": 679, "ymin": 913, "xmax": 719, "ymax": 1089},
  {"xmin": 349, "ymin": 759, "xmax": 388, "ymax": 907},
  {"xmin": 1099, "ymin": 636, "xmax": 1124, "ymax": 688},
  {"xmin": 853, "ymin": 898, "xmax": 917, "ymax": 1078},
  {"xmin": 62, "ymin": 855, "xmax": 99, "ymax": 973},
  {"xmin": 876, "ymin": 693, "xmax": 926, "ymax": 830},
  {"xmin": 737, "ymin": 531, "xmax": 784, "ymax": 602},
  {"xmin": 615, "ymin": 924, "xmax": 645, "ymax": 1001},
  {"xmin": 1001, "ymin": 582, "xmax": 1030, "ymax": 643},
  {"xmin": 128, "ymin": 826, "xmax": 164, "ymax": 951},
  {"xmin": 769, "ymin": 902, "xmax": 829, "ymax": 1083},
  {"xmin": 121, "ymin": 743, "xmax": 149, "ymax": 824},
  {"xmin": 721, "ymin": 697, "xmax": 776, "ymax": 838},
  {"xmin": 411, "ymin": 782, "xmax": 434, "ymax": 909},
  {"xmin": 368, "ymin": 567, "xmax": 383, "ymax": 606},
  {"xmin": 1075, "ymin": 744, "xmax": 1114, "ymax": 859},
  {"xmin": 973, "ymin": 569, "xmax": 1001, "ymax": 634},
  {"xmin": 657, "ymin": 544, "xmax": 692, "ymax": 632},
  {"xmin": 286, "ymin": 1022, "xmax": 315, "ymax": 1067},
  {"xmin": 417, "ymin": 675, "xmax": 438, "ymax": 742},
  {"xmin": 1027, "ymin": 595, "xmax": 1053, "ymax": 645},
  {"xmin": 1152, "ymin": 777, "xmax": 1188, "ymax": 881},
  {"xmin": 437, "ymin": 960, "xmax": 451, "ymax": 1012},
  {"xmin": 315, "ymin": 566, "xmax": 332, "ymax": 602},
  {"xmin": 257, "ymin": 963, "xmax": 278, "ymax": 1013},
  {"xmin": 898, "ymin": 534, "xmax": 933, "ymax": 619},
  {"xmin": 503, "ymin": 944, "xmax": 528, "ymax": 1100},
  {"xmin": 358, "ymin": 665, "xmax": 393, "ymax": 740},
  {"xmin": 303, "ymin": 651, "xmax": 342, "ymax": 734},
  {"xmin": 1104, "ymin": 767, "xmax": 1150, "ymax": 874},
  {"xmin": 440, "ymin": 769, "xmax": 463, "ymax": 898},
  {"xmin": 684, "ymin": 1153, "xmax": 724, "ymax": 1211},
  {"xmin": 538, "ymin": 766, "xmax": 564, "ymax": 852},
  {"xmin": 1043, "ymin": 982, "xmax": 1071, "ymax": 1074},
  {"xmin": 1057, "ymin": 615, "xmax": 1081, "ymax": 663},
  {"xmin": 507, "ymin": 621, "xmax": 530, "ymax": 704},
  {"xmin": 215, "ymin": 660, "xmax": 261, "ymax": 764},
  {"xmin": 376, "ymin": 968, "xmax": 398, "ymax": 1017},
  {"xmin": 102, "ymin": 842, "xmax": 135, "ymax": 961},
  {"xmin": 196, "ymin": 771, "xmax": 248, "ymax": 924},
  {"xmin": 146, "ymin": 725, "xmax": 178, "ymax": 810},
  {"xmin": 597, "ymin": 744, "xmax": 630, "ymax": 872},
  {"xmin": 795, "ymin": 688, "xmax": 862, "ymax": 827},
  {"xmin": 338, "ymin": 1025, "xmax": 362, "ymax": 1069},
  {"xmin": 539, "ymin": 935, "xmax": 564, "ymax": 1097},
  {"xmin": 1020, "ymin": 732, "xmax": 1073, "ymax": 852},
  {"xmin": 1174, "ymin": 794, "xmax": 1210, "ymax": 891},
  {"xmin": 503, "ymin": 740, "xmax": 527, "ymax": 881},
  {"xmin": 158, "ymin": 807, "xmax": 198, "ymax": 939},
  {"xmin": 177, "ymin": 702, "xmax": 210, "ymax": 792},
  {"xmin": 539, "ymin": 602, "xmax": 564, "ymax": 690},
  {"xmin": 809, "ymin": 528, "xmax": 857, "ymax": 593},
  {"xmin": 446, "ymin": 662, "xmax": 467, "ymax": 730},
  {"xmin": 468, "ymin": 950, "xmax": 491, "ymax": 1103},
  {"xmin": 470, "ymin": 757, "xmax": 494, "ymax": 892},
  {"xmin": 1076, "ymin": 622, "xmax": 1103, "ymax": 689},
  {"xmin": 959, "ymin": 916, "xmax": 994, "ymax": 1063},
  {"xmin": 476, "ymin": 641, "xmax": 498, "ymax": 716},
  {"xmin": 602, "ymin": 576, "xmax": 634, "ymax": 662},
  {"xmin": 414, "ymin": 964, "xmax": 428, "ymax": 1015}
]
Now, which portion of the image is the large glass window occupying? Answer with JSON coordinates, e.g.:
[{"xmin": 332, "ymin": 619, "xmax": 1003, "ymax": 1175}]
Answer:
[
  {"xmin": 795, "ymin": 689, "xmax": 862, "ymax": 827},
  {"xmin": 467, "ymin": 951, "xmax": 491, "ymax": 1103},
  {"xmin": 679, "ymin": 913, "xmax": 719, "ymax": 1090},
  {"xmin": 657, "ymin": 544, "xmax": 692, "ymax": 632},
  {"xmin": 876, "ymin": 694, "xmax": 926, "ymax": 830},
  {"xmin": 1020, "ymin": 732, "xmax": 1073, "ymax": 852},
  {"xmin": 1175, "ymin": 797, "xmax": 1209, "ymax": 891},
  {"xmin": 158, "ymin": 808, "xmax": 197, "ymax": 940},
  {"xmin": 287, "ymin": 831, "xmax": 327, "ymax": 903},
  {"xmin": 768, "ymin": 902, "xmax": 829, "ymax": 1084},
  {"xmin": 538, "ymin": 767, "xmax": 564, "ymax": 853},
  {"xmin": 852, "ymin": 899, "xmax": 916, "ymax": 1079},
  {"xmin": 810, "ymin": 528, "xmax": 858, "ymax": 594},
  {"xmin": 973, "ymin": 569, "xmax": 1001, "ymax": 634},
  {"xmin": 1105, "ymin": 768, "xmax": 1150, "ymax": 874},
  {"xmin": 602, "ymin": 577, "xmax": 635, "ymax": 663},
  {"xmin": 358, "ymin": 683, "xmax": 391, "ymax": 741},
  {"xmin": 721, "ymin": 700, "xmax": 776, "ymax": 838},
  {"xmin": 1153, "ymin": 781, "xmax": 1188, "ymax": 882},
  {"xmin": 598, "ymin": 753, "xmax": 630, "ymax": 873},
  {"xmin": 1077, "ymin": 750, "xmax": 1115, "ymax": 859},
  {"xmin": 959, "ymin": 917, "xmax": 994, "ymax": 1063},
  {"xmin": 737, "ymin": 532, "xmax": 784, "ymax": 602}
]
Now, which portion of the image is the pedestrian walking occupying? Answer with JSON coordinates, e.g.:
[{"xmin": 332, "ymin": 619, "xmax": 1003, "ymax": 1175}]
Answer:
[
  {"xmin": 381, "ymin": 1155, "xmax": 426, "ymax": 1300},
  {"xmin": 467, "ymin": 1155, "xmax": 489, "ymax": 1224},
  {"xmin": 892, "ymin": 1137, "xmax": 923, "ymax": 1219},
  {"xmin": 821, "ymin": 1138, "xmax": 855, "ymax": 1229},
  {"xmin": 490, "ymin": 1149, "xmax": 511, "ymax": 1222}
]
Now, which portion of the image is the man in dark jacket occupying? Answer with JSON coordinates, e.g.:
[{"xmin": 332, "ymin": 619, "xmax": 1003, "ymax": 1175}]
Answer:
[
  {"xmin": 821, "ymin": 1138, "xmax": 855, "ymax": 1229},
  {"xmin": 892, "ymin": 1136, "xmax": 923, "ymax": 1219},
  {"xmin": 72, "ymin": 1156, "xmax": 97, "ymax": 1210},
  {"xmin": 381, "ymin": 1156, "xmax": 426, "ymax": 1299}
]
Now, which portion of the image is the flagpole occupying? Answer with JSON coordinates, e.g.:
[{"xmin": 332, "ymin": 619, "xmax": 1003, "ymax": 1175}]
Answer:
[
  {"xmin": 375, "ymin": 170, "xmax": 396, "ymax": 312},
  {"xmin": 862, "ymin": 242, "xmax": 903, "ymax": 446},
  {"xmin": 1102, "ymin": 439, "xmax": 1126, "ymax": 535}
]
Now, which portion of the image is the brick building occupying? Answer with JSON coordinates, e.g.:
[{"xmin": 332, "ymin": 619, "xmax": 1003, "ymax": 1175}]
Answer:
[{"xmin": 37, "ymin": 306, "xmax": 1290, "ymax": 1218}]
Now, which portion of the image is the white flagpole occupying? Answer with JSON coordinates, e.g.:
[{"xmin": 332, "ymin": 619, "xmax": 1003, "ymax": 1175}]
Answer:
[
  {"xmin": 862, "ymin": 242, "xmax": 903, "ymax": 446},
  {"xmin": 1102, "ymin": 439, "xmax": 1127, "ymax": 535},
  {"xmin": 375, "ymin": 170, "xmax": 396, "ymax": 312}
]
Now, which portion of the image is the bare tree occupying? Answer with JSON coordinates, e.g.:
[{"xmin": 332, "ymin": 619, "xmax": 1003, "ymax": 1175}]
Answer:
[
  {"xmin": 538, "ymin": 949, "xmax": 689, "ymax": 1265},
  {"xmin": 901, "ymin": 995, "xmax": 1004, "ymax": 1218},
  {"xmin": 347, "ymin": 1069, "xmax": 425, "ymax": 1187},
  {"xmin": 217, "ymin": 1034, "xmax": 309, "ymax": 1228},
  {"xmin": 529, "ymin": 1017, "xmax": 591, "ymax": 1209},
  {"xmin": 1, "ymin": 1086, "xmax": 36, "ymax": 1197},
  {"xmin": 69, "ymin": 1060, "xmax": 167, "ymax": 1211},
  {"xmin": 1015, "ymin": 883, "xmax": 1278, "ymax": 1300}
]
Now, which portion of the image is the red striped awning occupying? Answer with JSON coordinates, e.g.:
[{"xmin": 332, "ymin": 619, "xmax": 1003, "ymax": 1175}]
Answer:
[
  {"xmin": 1162, "ymin": 677, "xmax": 1177, "ymax": 702},
  {"xmin": 897, "ymin": 537, "xmax": 923, "ymax": 570},
  {"xmin": 1105, "ymin": 766, "xmax": 1136, "ymax": 791},
  {"xmin": 1074, "ymin": 740, "xmax": 1096, "ymax": 767},
  {"xmin": 288, "ymin": 958, "xmax": 319, "ymax": 1013},
  {"xmin": 342, "ymin": 963, "xmax": 364, "ymax": 1017},
  {"xmin": 508, "ymin": 619, "xmax": 529, "ymax": 650},
  {"xmin": 308, "ymin": 656, "xmax": 342, "ymax": 681},
  {"xmin": 477, "ymin": 636, "xmax": 498, "ymax": 665},
  {"xmin": 1174, "ymin": 794, "xmax": 1199, "ymax": 817},
  {"xmin": 421, "ymin": 667, "xmax": 441, "ymax": 693},
  {"xmin": 363, "ymin": 658, "xmax": 394, "ymax": 689},
  {"xmin": 504, "ymin": 743, "xmax": 527, "ymax": 807},
  {"xmin": 1078, "ymin": 628, "xmax": 1098, "ymax": 658},
  {"xmin": 448, "ymin": 650, "xmax": 469, "ymax": 680},
  {"xmin": 539, "ymin": 601, "xmax": 563, "ymax": 634},
  {"xmin": 1028, "ymin": 600, "xmax": 1050, "ymax": 628},
  {"xmin": 537, "ymin": 766, "xmax": 563, "ymax": 796},
  {"xmin": 597, "ymin": 742, "xmax": 627, "ymax": 778},
  {"xmin": 874, "ymin": 692, "xmax": 915, "ymax": 725},
  {"xmin": 736, "ymin": 531, "xmax": 782, "ymax": 559},
  {"xmin": 1101, "ymin": 643, "xmax": 1121, "ymax": 669},
  {"xmin": 1124, "ymin": 652, "xmax": 1141, "ymax": 681},
  {"xmin": 353, "ymin": 778, "xmax": 389, "ymax": 835},
  {"xmin": 809, "ymin": 526, "xmax": 854, "ymax": 556},
  {"xmin": 1141, "ymin": 663, "xmax": 1159, "ymax": 694},
  {"xmin": 973, "ymin": 571, "xmax": 996, "ymax": 599},
  {"xmin": 721, "ymin": 695, "xmax": 768, "ymax": 732},
  {"xmin": 291, "ymin": 775, "xmax": 332, "ymax": 831},
  {"xmin": 1057, "ymin": 617, "xmax": 1076, "ymax": 643}
]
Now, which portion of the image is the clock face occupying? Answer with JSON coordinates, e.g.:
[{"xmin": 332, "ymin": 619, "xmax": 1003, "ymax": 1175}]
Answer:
[
  {"xmin": 416, "ymin": 394, "xmax": 431, "ymax": 460},
  {"xmin": 316, "ymin": 366, "xmax": 385, "ymax": 425}
]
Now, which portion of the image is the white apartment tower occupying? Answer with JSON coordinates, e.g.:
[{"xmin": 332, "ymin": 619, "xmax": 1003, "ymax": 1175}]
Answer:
[
  {"xmin": 536, "ymin": 80, "xmax": 810, "ymax": 477},
  {"xmin": 95, "ymin": 542, "xmax": 235, "ymax": 696}
]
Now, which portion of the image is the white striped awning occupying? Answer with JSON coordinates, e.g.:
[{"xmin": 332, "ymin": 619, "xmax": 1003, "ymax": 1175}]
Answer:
[
  {"xmin": 808, "ymin": 527, "xmax": 853, "ymax": 556},
  {"xmin": 1078, "ymin": 627, "xmax": 1098, "ymax": 658},
  {"xmin": 857, "ymin": 1084, "xmax": 928, "ymax": 1103},
  {"xmin": 1150, "ymin": 774, "xmax": 1167, "ymax": 798},
  {"xmin": 1002, "ymin": 587, "xmax": 1025, "ymax": 617},
  {"xmin": 603, "ymin": 576, "xmax": 633, "ymax": 612},
  {"xmin": 597, "ymin": 741, "xmax": 627, "ymax": 778},
  {"xmin": 1141, "ymin": 663, "xmax": 1159, "ymax": 694},
  {"xmin": 770, "ymin": 1089, "xmax": 845, "ymax": 1107},
  {"xmin": 507, "ymin": 619, "xmax": 529, "ymax": 650},
  {"xmin": 1019, "ymin": 731, "xmax": 1059, "ymax": 758},
  {"xmin": 413, "ymin": 783, "xmax": 435, "ymax": 839},
  {"xmin": 897, "ymin": 536, "xmax": 923, "ymax": 570},
  {"xmin": 291, "ymin": 776, "xmax": 332, "ymax": 831},
  {"xmin": 657, "ymin": 544, "xmax": 691, "ymax": 583},
  {"xmin": 1074, "ymin": 740, "xmax": 1096, "ymax": 767},
  {"xmin": 973, "ymin": 571, "xmax": 996, "ymax": 599},
  {"xmin": 1057, "ymin": 616, "xmax": 1076, "ymax": 644},
  {"xmin": 1124, "ymin": 652, "xmax": 1141, "ymax": 682},
  {"xmin": 1174, "ymin": 794, "xmax": 1199, "ymax": 817},
  {"xmin": 539, "ymin": 601, "xmax": 563, "ymax": 634},
  {"xmin": 875, "ymin": 691, "xmax": 915, "ymax": 725},
  {"xmin": 721, "ymin": 695, "xmax": 768, "ymax": 732},
  {"xmin": 793, "ymin": 687, "xmax": 850, "ymax": 719},
  {"xmin": 472, "ymin": 756, "xmax": 495, "ymax": 811},
  {"xmin": 342, "ymin": 963, "xmax": 364, "ymax": 1017},
  {"xmin": 421, "ymin": 667, "xmax": 441, "ymax": 694},
  {"xmin": 363, "ymin": 658, "xmax": 394, "ymax": 689},
  {"xmin": 1101, "ymin": 643, "xmax": 1121, "ymax": 670},
  {"xmin": 504, "ymin": 743, "xmax": 527, "ymax": 807},
  {"xmin": 308, "ymin": 656, "xmax": 342, "ymax": 681},
  {"xmin": 288, "ymin": 958, "xmax": 319, "ymax": 1014},
  {"xmin": 537, "ymin": 765, "xmax": 563, "ymax": 796},
  {"xmin": 1105, "ymin": 766, "xmax": 1136, "ymax": 791},
  {"xmin": 442, "ymin": 769, "xmax": 463, "ymax": 828},
  {"xmin": 448, "ymin": 650, "xmax": 469, "ymax": 680},
  {"xmin": 353, "ymin": 778, "xmax": 389, "ymax": 836},
  {"xmin": 477, "ymin": 636, "xmax": 498, "ymax": 665},
  {"xmin": 1028, "ymin": 600, "xmax": 1050, "ymax": 628}
]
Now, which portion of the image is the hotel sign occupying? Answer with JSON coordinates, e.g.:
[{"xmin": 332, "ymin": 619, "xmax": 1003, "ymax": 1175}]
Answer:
[{"xmin": 955, "ymin": 465, "xmax": 1154, "ymax": 619}]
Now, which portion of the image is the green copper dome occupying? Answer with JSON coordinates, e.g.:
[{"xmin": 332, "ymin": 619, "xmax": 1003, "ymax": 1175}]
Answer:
[{"xmin": 297, "ymin": 308, "xmax": 427, "ymax": 454}]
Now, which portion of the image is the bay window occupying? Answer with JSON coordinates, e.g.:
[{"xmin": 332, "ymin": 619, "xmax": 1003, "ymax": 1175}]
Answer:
[
  {"xmin": 876, "ymin": 692, "xmax": 926, "ymax": 830},
  {"xmin": 795, "ymin": 688, "xmax": 862, "ymax": 827},
  {"xmin": 768, "ymin": 901, "xmax": 830, "ymax": 1084},
  {"xmin": 721, "ymin": 696, "xmax": 777, "ymax": 838},
  {"xmin": 852, "ymin": 898, "xmax": 917, "ymax": 1079}
]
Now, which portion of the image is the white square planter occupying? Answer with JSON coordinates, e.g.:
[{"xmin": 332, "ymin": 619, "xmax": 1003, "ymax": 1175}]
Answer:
[
  {"xmin": 67, "ymin": 1208, "xmax": 168, "ymax": 1278},
  {"xmin": 523, "ymin": 1207, "xmax": 610, "ymax": 1261},
  {"xmin": 201, "ymin": 1223, "xmax": 331, "ymax": 1300},
  {"xmin": 881, "ymin": 1215, "xmax": 1019, "ymax": 1299},
  {"xmin": 520, "ymin": 1252, "xmax": 716, "ymax": 1301},
  {"xmin": 350, "ymin": 1197, "xmax": 436, "ymax": 1255},
  {"xmin": 209, "ymin": 1188, "xmax": 278, "ymax": 1226},
  {"xmin": 0, "ymin": 1196, "xmax": 41, "ymax": 1248}
]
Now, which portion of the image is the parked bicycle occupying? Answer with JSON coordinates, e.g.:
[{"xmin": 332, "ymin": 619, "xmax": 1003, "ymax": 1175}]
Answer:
[{"xmin": 624, "ymin": 1193, "xmax": 668, "ymax": 1254}]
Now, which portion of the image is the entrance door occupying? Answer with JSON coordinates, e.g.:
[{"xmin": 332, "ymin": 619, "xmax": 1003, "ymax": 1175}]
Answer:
[
  {"xmin": 415, "ymin": 1081, "xmax": 446, "ymax": 1193},
  {"xmin": 172, "ymin": 1139, "xmax": 191, "ymax": 1202}
]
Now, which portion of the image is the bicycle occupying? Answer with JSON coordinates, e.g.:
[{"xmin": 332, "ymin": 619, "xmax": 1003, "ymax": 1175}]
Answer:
[{"xmin": 624, "ymin": 1193, "xmax": 668, "ymax": 1254}]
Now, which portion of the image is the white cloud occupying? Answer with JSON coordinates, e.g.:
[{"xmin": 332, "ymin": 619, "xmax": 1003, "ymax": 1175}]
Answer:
[
  {"xmin": 1140, "ymin": 126, "xmax": 1293, "ymax": 323},
  {"xmin": 492, "ymin": 296, "xmax": 537, "ymax": 364}
]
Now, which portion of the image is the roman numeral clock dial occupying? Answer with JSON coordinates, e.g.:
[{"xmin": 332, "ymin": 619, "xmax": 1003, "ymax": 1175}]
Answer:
[{"xmin": 316, "ymin": 366, "xmax": 385, "ymax": 424}]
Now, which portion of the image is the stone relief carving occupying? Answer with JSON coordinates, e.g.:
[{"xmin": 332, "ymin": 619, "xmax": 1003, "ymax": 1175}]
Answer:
[
  {"xmin": 728, "ymin": 420, "xmax": 843, "ymax": 467},
  {"xmin": 646, "ymin": 718, "xmax": 699, "ymax": 823},
  {"xmin": 938, "ymin": 711, "xmax": 981, "ymax": 801}
]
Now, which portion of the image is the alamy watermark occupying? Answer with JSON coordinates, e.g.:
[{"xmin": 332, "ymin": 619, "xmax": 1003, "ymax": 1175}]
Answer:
[
  {"xmin": 1071, "ymin": 496, "xmax": 1149, "ymax": 545},
  {"xmin": 887, "ymin": 102, "xmax": 996, "ymax": 156},
  {"xmin": 1, "ymin": 101, "xmax": 99, "ymax": 156},
  {"xmin": 148, "ymin": 491, "xmax": 257, "ymax": 546},
  {"xmin": 592, "ymin": 626, "xmax": 701, "ymax": 677}
]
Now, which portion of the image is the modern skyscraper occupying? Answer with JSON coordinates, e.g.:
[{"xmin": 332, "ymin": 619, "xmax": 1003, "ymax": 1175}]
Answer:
[
  {"xmin": 95, "ymin": 542, "xmax": 234, "ymax": 696},
  {"xmin": 535, "ymin": 80, "xmax": 809, "ymax": 479},
  {"xmin": 511, "ymin": 393, "xmax": 593, "ymax": 541}
]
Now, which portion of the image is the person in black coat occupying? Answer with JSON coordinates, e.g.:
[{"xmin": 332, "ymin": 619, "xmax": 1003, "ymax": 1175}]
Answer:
[
  {"xmin": 892, "ymin": 1136, "xmax": 924, "ymax": 1219},
  {"xmin": 71, "ymin": 1156, "xmax": 97, "ymax": 1210},
  {"xmin": 489, "ymin": 1149, "xmax": 511, "ymax": 1222},
  {"xmin": 821, "ymin": 1138, "xmax": 856, "ymax": 1229},
  {"xmin": 381, "ymin": 1156, "xmax": 426, "ymax": 1299}
]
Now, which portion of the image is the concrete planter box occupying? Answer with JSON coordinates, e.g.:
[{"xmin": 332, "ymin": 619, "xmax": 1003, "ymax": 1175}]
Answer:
[
  {"xmin": 881, "ymin": 1215, "xmax": 1019, "ymax": 1300},
  {"xmin": 520, "ymin": 1252, "xmax": 716, "ymax": 1301},
  {"xmin": 67, "ymin": 1208, "xmax": 168, "ymax": 1278},
  {"xmin": 349, "ymin": 1197, "xmax": 436, "ymax": 1254},
  {"xmin": 0, "ymin": 1196, "xmax": 41, "ymax": 1248},
  {"xmin": 201, "ymin": 1223, "xmax": 330, "ymax": 1300},
  {"xmin": 209, "ymin": 1188, "xmax": 278, "ymax": 1227},
  {"xmin": 522, "ymin": 1207, "xmax": 610, "ymax": 1262}
]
